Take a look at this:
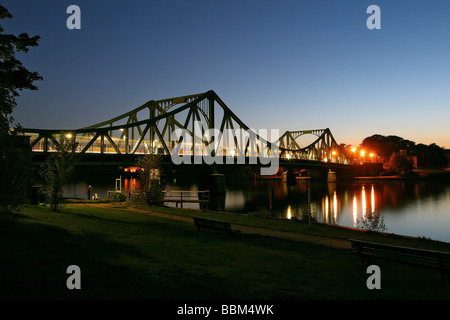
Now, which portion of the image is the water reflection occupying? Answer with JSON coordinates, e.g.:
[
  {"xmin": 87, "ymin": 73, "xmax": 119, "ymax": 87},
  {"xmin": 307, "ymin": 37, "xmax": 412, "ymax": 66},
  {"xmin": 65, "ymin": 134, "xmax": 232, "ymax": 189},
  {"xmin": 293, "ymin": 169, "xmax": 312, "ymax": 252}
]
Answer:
[
  {"xmin": 287, "ymin": 205, "xmax": 292, "ymax": 220},
  {"xmin": 320, "ymin": 190, "xmax": 338, "ymax": 224},
  {"xmin": 349, "ymin": 185, "xmax": 377, "ymax": 227},
  {"xmin": 371, "ymin": 185, "xmax": 375, "ymax": 214},
  {"xmin": 218, "ymin": 179, "xmax": 450, "ymax": 242},
  {"xmin": 314, "ymin": 184, "xmax": 380, "ymax": 227},
  {"xmin": 57, "ymin": 167, "xmax": 450, "ymax": 242},
  {"xmin": 123, "ymin": 178, "xmax": 139, "ymax": 193}
]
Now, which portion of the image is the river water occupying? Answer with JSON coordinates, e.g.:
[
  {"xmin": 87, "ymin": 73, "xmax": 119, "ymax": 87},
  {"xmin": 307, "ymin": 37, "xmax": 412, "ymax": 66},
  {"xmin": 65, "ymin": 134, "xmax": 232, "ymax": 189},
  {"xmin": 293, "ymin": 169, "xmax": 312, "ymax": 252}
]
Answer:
[{"xmin": 54, "ymin": 167, "xmax": 450, "ymax": 243}]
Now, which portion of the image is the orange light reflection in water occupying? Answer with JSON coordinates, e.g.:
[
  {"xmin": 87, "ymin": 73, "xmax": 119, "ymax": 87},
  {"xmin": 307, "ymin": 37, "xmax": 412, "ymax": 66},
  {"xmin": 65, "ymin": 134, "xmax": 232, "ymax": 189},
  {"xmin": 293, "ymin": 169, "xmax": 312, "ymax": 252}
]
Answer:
[
  {"xmin": 287, "ymin": 205, "xmax": 292, "ymax": 220},
  {"xmin": 123, "ymin": 178, "xmax": 139, "ymax": 192},
  {"xmin": 362, "ymin": 186, "xmax": 366, "ymax": 219},
  {"xmin": 333, "ymin": 191, "xmax": 338, "ymax": 223},
  {"xmin": 321, "ymin": 191, "xmax": 339, "ymax": 224},
  {"xmin": 371, "ymin": 185, "xmax": 375, "ymax": 214},
  {"xmin": 351, "ymin": 185, "xmax": 376, "ymax": 227}
]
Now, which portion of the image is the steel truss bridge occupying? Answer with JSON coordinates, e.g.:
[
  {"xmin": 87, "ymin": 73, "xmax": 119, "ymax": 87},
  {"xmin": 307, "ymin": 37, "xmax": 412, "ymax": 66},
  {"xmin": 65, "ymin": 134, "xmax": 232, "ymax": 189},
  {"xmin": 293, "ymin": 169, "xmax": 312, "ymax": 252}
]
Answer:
[{"xmin": 20, "ymin": 90, "xmax": 350, "ymax": 169}]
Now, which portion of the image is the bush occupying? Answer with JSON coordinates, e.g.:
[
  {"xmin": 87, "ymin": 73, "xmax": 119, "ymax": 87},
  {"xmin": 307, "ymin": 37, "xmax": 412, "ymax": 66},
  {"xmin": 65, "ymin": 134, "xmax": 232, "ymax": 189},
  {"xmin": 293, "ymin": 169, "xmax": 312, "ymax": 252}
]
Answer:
[
  {"xmin": 356, "ymin": 211, "xmax": 387, "ymax": 232},
  {"xmin": 108, "ymin": 192, "xmax": 127, "ymax": 202}
]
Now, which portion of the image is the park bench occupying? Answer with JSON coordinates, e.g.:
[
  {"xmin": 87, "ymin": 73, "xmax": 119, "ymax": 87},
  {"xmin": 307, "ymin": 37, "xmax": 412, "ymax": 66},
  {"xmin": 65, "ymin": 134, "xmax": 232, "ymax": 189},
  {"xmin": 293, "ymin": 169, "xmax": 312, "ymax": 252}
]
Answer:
[
  {"xmin": 193, "ymin": 217, "xmax": 241, "ymax": 236},
  {"xmin": 349, "ymin": 238, "xmax": 450, "ymax": 284}
]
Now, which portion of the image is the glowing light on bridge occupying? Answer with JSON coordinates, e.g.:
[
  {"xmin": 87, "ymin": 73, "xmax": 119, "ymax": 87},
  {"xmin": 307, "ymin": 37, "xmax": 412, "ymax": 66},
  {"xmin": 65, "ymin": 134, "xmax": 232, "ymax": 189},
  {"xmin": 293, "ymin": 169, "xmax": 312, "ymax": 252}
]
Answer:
[
  {"xmin": 124, "ymin": 166, "xmax": 143, "ymax": 173},
  {"xmin": 21, "ymin": 91, "xmax": 351, "ymax": 167}
]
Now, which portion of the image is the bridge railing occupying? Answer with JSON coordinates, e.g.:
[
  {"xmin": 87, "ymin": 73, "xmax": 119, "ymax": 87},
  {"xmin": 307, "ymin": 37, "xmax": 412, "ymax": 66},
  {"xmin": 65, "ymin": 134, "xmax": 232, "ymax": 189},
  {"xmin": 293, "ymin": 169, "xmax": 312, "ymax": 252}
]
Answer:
[{"xmin": 24, "ymin": 129, "xmax": 349, "ymax": 164}]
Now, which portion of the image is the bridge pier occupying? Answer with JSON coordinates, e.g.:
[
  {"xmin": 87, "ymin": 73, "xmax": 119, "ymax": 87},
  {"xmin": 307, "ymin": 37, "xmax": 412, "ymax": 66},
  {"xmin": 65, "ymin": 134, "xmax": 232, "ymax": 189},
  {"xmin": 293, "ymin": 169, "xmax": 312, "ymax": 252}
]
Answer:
[{"xmin": 327, "ymin": 170, "xmax": 337, "ymax": 182}]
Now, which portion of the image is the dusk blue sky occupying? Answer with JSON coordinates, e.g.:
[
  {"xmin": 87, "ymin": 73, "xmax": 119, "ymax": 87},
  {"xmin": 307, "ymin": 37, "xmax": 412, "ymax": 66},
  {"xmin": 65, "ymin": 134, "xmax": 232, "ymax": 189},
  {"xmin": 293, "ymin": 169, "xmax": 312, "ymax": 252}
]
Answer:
[{"xmin": 2, "ymin": 0, "xmax": 450, "ymax": 148}]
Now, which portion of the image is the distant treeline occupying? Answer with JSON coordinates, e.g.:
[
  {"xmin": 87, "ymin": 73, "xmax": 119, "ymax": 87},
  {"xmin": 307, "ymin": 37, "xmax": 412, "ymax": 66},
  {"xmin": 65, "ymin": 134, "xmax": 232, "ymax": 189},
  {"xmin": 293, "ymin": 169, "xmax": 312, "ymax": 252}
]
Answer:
[{"xmin": 360, "ymin": 134, "xmax": 448, "ymax": 168}]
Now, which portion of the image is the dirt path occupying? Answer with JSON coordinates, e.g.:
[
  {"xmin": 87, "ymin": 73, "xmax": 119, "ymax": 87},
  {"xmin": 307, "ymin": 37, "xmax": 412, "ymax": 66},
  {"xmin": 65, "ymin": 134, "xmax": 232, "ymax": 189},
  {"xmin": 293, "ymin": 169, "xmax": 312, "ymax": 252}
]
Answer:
[
  {"xmin": 69, "ymin": 202, "xmax": 351, "ymax": 249},
  {"xmin": 233, "ymin": 225, "xmax": 351, "ymax": 249}
]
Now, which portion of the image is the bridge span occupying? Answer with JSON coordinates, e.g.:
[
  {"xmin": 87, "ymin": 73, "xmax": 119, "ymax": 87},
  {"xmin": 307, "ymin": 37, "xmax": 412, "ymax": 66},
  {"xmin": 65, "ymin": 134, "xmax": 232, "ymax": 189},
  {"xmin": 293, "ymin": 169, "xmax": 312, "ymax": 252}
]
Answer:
[{"xmin": 19, "ymin": 90, "xmax": 380, "ymax": 179}]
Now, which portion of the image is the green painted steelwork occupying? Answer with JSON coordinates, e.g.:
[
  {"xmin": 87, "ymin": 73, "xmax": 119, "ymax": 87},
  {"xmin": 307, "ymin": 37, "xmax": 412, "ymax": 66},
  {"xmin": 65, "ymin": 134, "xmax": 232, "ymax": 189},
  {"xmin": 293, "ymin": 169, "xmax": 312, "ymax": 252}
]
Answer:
[{"xmin": 19, "ymin": 90, "xmax": 349, "ymax": 165}]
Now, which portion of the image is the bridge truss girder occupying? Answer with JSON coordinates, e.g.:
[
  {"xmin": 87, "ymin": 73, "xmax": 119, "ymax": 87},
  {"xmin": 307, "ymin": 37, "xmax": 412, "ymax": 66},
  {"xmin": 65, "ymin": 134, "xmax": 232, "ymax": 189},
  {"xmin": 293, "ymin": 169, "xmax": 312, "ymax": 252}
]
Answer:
[
  {"xmin": 21, "ymin": 91, "xmax": 275, "ymax": 160},
  {"xmin": 20, "ymin": 90, "xmax": 349, "ymax": 166},
  {"xmin": 278, "ymin": 129, "xmax": 350, "ymax": 164}
]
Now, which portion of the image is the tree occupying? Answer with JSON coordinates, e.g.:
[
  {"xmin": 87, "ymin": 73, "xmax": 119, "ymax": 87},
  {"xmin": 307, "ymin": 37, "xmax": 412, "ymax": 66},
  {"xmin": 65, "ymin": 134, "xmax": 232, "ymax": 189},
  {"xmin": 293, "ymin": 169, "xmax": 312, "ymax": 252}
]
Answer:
[
  {"xmin": 0, "ymin": 5, "xmax": 42, "ymax": 213},
  {"xmin": 1, "ymin": 4, "xmax": 42, "ymax": 134},
  {"xmin": 40, "ymin": 137, "xmax": 77, "ymax": 211},
  {"xmin": 384, "ymin": 152, "xmax": 413, "ymax": 174},
  {"xmin": 0, "ymin": 134, "xmax": 31, "ymax": 213},
  {"xmin": 359, "ymin": 134, "xmax": 448, "ymax": 170},
  {"xmin": 136, "ymin": 154, "xmax": 164, "ymax": 206},
  {"xmin": 415, "ymin": 143, "xmax": 448, "ymax": 168},
  {"xmin": 361, "ymin": 134, "xmax": 415, "ymax": 161}
]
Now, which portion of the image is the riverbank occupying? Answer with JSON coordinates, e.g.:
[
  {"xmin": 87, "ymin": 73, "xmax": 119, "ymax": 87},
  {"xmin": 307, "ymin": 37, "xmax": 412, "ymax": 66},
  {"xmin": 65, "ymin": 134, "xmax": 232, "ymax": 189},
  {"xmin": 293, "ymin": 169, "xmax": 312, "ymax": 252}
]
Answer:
[
  {"xmin": 2, "ymin": 202, "xmax": 450, "ymax": 300},
  {"xmin": 355, "ymin": 168, "xmax": 450, "ymax": 180}
]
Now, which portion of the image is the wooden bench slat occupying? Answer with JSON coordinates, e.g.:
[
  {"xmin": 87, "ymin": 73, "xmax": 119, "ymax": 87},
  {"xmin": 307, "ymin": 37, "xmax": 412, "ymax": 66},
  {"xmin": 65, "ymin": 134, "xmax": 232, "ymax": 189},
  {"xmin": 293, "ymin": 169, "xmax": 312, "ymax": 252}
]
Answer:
[
  {"xmin": 193, "ymin": 217, "xmax": 240, "ymax": 236},
  {"xmin": 350, "ymin": 238, "xmax": 450, "ymax": 285}
]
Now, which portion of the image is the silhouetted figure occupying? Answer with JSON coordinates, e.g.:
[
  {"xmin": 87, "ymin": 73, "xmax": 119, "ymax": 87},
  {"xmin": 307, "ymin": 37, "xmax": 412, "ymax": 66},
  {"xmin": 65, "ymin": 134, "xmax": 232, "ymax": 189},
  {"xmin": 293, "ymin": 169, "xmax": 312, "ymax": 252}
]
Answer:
[{"xmin": 87, "ymin": 185, "xmax": 92, "ymax": 200}]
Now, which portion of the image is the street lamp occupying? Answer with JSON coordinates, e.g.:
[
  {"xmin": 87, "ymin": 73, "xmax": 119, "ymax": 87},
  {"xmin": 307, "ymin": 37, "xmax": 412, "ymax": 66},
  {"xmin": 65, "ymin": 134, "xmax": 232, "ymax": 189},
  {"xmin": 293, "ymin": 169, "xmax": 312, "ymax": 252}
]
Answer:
[
  {"xmin": 360, "ymin": 150, "xmax": 366, "ymax": 163},
  {"xmin": 351, "ymin": 147, "xmax": 357, "ymax": 164}
]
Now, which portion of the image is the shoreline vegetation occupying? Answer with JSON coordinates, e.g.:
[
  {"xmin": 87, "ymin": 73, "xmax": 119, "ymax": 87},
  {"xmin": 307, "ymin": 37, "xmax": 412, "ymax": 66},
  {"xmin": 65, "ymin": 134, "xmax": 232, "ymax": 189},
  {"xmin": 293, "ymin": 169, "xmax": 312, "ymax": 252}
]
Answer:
[{"xmin": 2, "ymin": 200, "xmax": 450, "ymax": 300}]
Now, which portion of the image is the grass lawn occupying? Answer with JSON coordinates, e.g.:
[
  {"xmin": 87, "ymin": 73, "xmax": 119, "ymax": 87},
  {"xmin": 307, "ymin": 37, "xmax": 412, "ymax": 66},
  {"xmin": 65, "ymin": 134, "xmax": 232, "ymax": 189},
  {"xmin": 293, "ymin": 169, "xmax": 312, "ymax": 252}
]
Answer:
[{"xmin": 1, "ymin": 201, "xmax": 450, "ymax": 300}]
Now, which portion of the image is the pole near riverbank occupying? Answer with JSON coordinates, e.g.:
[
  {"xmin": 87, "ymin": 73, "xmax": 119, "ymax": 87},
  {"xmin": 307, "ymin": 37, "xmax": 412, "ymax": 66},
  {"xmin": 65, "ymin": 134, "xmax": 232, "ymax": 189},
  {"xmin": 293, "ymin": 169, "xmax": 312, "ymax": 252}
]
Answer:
[{"xmin": 308, "ymin": 186, "xmax": 311, "ymax": 229}]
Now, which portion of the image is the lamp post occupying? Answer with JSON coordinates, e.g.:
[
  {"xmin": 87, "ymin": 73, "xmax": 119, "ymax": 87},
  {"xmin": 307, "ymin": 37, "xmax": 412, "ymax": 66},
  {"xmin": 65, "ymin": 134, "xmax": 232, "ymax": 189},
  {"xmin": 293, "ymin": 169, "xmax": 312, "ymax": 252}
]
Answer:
[{"xmin": 351, "ymin": 147, "xmax": 357, "ymax": 164}]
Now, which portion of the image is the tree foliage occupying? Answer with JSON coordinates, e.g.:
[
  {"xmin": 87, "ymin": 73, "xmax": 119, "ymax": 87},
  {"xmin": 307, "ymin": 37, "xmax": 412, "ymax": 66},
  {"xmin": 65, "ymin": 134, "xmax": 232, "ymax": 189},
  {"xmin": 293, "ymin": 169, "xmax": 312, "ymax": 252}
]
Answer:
[
  {"xmin": 40, "ymin": 138, "xmax": 77, "ymax": 211},
  {"xmin": 135, "ymin": 154, "xmax": 164, "ymax": 206},
  {"xmin": 0, "ymin": 135, "xmax": 31, "ymax": 214},
  {"xmin": 0, "ymin": 5, "xmax": 42, "ymax": 133},
  {"xmin": 361, "ymin": 134, "xmax": 448, "ymax": 168},
  {"xmin": 384, "ymin": 152, "xmax": 413, "ymax": 174},
  {"xmin": 415, "ymin": 143, "xmax": 448, "ymax": 168},
  {"xmin": 361, "ymin": 134, "xmax": 415, "ymax": 159},
  {"xmin": 0, "ymin": 5, "xmax": 41, "ymax": 213}
]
